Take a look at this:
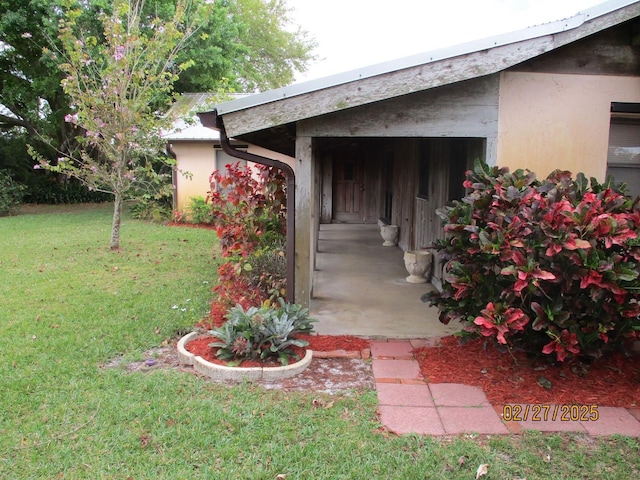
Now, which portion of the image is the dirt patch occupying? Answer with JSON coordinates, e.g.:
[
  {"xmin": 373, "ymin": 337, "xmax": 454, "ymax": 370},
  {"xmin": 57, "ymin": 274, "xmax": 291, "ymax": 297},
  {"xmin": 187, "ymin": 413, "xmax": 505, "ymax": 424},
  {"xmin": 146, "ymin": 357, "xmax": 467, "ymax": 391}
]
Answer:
[
  {"xmin": 257, "ymin": 357, "xmax": 375, "ymax": 394},
  {"xmin": 104, "ymin": 340, "xmax": 375, "ymax": 395}
]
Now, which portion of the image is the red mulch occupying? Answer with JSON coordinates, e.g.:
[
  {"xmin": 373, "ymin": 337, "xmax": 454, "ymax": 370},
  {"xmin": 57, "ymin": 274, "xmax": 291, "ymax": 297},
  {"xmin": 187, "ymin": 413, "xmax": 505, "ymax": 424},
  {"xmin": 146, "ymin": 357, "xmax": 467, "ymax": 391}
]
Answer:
[
  {"xmin": 199, "ymin": 301, "xmax": 228, "ymax": 329},
  {"xmin": 415, "ymin": 336, "xmax": 640, "ymax": 408},
  {"xmin": 184, "ymin": 334, "xmax": 370, "ymax": 368},
  {"xmin": 295, "ymin": 333, "xmax": 370, "ymax": 352}
]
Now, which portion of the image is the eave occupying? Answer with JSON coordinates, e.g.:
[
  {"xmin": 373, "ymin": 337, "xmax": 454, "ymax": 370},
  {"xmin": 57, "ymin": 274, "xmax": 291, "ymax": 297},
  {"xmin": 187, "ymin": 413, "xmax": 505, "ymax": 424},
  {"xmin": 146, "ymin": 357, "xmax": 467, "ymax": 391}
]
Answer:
[{"xmin": 201, "ymin": 0, "xmax": 640, "ymax": 155}]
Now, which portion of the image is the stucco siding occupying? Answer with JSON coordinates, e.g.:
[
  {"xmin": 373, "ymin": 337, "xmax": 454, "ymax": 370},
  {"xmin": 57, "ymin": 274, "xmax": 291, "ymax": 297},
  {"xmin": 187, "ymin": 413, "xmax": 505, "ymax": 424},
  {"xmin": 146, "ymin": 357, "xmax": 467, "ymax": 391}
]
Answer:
[
  {"xmin": 172, "ymin": 142, "xmax": 295, "ymax": 214},
  {"xmin": 172, "ymin": 142, "xmax": 215, "ymax": 214},
  {"xmin": 248, "ymin": 145, "xmax": 296, "ymax": 171},
  {"xmin": 497, "ymin": 72, "xmax": 640, "ymax": 179}
]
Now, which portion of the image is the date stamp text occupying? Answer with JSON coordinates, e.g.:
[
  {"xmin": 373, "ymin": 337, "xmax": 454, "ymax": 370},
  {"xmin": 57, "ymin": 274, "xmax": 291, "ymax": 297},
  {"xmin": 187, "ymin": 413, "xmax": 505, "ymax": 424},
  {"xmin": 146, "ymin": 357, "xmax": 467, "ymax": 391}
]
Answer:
[{"xmin": 502, "ymin": 404, "xmax": 599, "ymax": 422}]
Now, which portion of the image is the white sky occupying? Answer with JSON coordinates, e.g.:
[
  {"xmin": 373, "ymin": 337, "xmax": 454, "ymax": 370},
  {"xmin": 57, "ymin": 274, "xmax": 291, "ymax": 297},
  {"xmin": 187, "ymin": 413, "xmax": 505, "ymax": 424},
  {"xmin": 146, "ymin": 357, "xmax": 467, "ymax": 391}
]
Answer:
[{"xmin": 286, "ymin": 0, "xmax": 607, "ymax": 83}]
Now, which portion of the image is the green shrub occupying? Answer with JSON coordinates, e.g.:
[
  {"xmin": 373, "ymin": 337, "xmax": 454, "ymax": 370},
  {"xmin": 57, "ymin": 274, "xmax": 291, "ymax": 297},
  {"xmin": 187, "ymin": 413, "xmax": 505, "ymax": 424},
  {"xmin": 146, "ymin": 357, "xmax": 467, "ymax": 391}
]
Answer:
[
  {"xmin": 0, "ymin": 170, "xmax": 27, "ymax": 216},
  {"xmin": 240, "ymin": 244, "xmax": 287, "ymax": 303},
  {"xmin": 188, "ymin": 196, "xmax": 213, "ymax": 224},
  {"xmin": 129, "ymin": 194, "xmax": 172, "ymax": 222},
  {"xmin": 209, "ymin": 298, "xmax": 316, "ymax": 365},
  {"xmin": 426, "ymin": 160, "xmax": 640, "ymax": 362},
  {"xmin": 24, "ymin": 175, "xmax": 111, "ymax": 204}
]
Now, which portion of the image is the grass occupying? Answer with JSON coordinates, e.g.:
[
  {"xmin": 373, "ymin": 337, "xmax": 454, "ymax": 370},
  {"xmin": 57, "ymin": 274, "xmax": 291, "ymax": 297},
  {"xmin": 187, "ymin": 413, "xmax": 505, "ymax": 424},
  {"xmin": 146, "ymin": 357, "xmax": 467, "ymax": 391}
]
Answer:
[{"xmin": 1, "ymin": 203, "xmax": 639, "ymax": 479}]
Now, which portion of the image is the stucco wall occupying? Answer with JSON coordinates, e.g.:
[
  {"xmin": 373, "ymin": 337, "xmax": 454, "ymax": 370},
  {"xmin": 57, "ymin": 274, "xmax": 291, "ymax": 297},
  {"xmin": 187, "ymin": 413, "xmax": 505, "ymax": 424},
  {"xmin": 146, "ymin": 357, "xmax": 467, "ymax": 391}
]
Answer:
[
  {"xmin": 249, "ymin": 145, "xmax": 295, "ymax": 171},
  {"xmin": 172, "ymin": 142, "xmax": 215, "ymax": 214},
  {"xmin": 497, "ymin": 72, "xmax": 640, "ymax": 180},
  {"xmin": 172, "ymin": 142, "xmax": 295, "ymax": 214}
]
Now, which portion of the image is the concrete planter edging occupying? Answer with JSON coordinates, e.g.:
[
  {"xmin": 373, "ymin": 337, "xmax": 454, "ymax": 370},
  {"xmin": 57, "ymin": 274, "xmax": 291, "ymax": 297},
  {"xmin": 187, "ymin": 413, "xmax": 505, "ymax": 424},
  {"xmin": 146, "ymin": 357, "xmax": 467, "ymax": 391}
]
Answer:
[{"xmin": 177, "ymin": 331, "xmax": 313, "ymax": 382}]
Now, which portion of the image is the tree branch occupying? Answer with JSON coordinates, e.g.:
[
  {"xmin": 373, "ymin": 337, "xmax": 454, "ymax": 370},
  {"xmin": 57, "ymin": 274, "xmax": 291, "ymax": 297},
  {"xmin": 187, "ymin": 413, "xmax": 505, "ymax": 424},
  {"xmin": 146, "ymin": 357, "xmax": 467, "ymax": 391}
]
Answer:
[{"xmin": 0, "ymin": 113, "xmax": 36, "ymax": 135}]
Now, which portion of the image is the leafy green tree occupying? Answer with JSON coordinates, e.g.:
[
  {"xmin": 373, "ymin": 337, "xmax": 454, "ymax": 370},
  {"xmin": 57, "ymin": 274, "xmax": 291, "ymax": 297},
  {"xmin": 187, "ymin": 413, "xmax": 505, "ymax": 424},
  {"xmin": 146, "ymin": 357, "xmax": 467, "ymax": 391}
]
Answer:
[
  {"xmin": 233, "ymin": 0, "xmax": 316, "ymax": 91},
  {"xmin": 174, "ymin": 0, "xmax": 317, "ymax": 93},
  {"xmin": 0, "ymin": 0, "xmax": 316, "ymax": 183},
  {"xmin": 32, "ymin": 0, "xmax": 205, "ymax": 249},
  {"xmin": 0, "ymin": 1, "xmax": 111, "ymax": 150}
]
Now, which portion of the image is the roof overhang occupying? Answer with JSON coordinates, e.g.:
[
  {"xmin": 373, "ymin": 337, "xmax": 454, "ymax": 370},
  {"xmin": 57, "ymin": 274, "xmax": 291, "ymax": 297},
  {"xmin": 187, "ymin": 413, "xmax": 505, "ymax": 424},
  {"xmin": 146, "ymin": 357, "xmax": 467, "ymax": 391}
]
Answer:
[{"xmin": 200, "ymin": 0, "xmax": 640, "ymax": 155}]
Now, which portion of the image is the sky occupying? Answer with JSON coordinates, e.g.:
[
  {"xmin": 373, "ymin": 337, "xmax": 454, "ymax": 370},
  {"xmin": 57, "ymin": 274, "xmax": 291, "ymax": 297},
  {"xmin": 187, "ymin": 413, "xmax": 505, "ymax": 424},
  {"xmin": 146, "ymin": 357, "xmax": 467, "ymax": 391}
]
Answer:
[{"xmin": 286, "ymin": 0, "xmax": 608, "ymax": 83}]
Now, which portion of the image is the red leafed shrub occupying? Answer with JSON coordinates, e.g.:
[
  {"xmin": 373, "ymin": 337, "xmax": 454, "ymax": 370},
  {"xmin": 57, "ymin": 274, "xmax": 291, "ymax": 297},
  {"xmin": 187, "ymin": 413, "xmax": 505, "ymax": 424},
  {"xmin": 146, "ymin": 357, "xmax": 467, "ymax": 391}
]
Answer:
[
  {"xmin": 425, "ymin": 160, "xmax": 640, "ymax": 362},
  {"xmin": 208, "ymin": 162, "xmax": 287, "ymax": 311}
]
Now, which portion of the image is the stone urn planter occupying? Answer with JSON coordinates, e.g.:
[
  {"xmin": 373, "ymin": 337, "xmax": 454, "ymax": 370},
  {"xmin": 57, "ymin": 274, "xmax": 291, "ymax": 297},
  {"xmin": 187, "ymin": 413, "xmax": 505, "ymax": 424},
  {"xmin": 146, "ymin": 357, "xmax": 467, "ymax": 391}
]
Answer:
[
  {"xmin": 403, "ymin": 250, "xmax": 432, "ymax": 284},
  {"xmin": 379, "ymin": 224, "xmax": 399, "ymax": 246},
  {"xmin": 177, "ymin": 332, "xmax": 313, "ymax": 382}
]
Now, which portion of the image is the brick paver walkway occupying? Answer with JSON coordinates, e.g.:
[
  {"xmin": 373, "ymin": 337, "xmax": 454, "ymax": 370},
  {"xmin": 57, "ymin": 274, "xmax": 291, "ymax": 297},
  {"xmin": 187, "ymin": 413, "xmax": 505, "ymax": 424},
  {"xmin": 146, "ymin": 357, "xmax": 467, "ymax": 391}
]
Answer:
[{"xmin": 371, "ymin": 340, "xmax": 640, "ymax": 436}]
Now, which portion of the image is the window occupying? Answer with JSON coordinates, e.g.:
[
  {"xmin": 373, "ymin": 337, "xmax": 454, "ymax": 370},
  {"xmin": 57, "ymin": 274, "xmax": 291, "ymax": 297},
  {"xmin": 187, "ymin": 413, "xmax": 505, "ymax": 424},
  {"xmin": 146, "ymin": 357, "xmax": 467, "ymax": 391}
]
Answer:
[
  {"xmin": 606, "ymin": 103, "xmax": 640, "ymax": 198},
  {"xmin": 382, "ymin": 151, "xmax": 394, "ymax": 222},
  {"xmin": 448, "ymin": 141, "xmax": 468, "ymax": 202}
]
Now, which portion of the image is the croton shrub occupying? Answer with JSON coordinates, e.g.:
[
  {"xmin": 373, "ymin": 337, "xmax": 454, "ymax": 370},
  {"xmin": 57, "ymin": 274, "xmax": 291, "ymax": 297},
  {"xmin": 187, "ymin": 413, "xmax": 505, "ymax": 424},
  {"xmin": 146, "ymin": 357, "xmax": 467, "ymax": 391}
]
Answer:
[
  {"xmin": 208, "ymin": 162, "xmax": 287, "ymax": 323},
  {"xmin": 426, "ymin": 160, "xmax": 640, "ymax": 362}
]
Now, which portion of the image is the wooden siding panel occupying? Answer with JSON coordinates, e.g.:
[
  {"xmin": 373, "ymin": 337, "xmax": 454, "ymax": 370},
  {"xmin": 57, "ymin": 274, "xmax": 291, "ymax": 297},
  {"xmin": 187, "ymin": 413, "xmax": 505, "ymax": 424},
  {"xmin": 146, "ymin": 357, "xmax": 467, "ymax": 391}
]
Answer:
[
  {"xmin": 320, "ymin": 154, "xmax": 332, "ymax": 223},
  {"xmin": 363, "ymin": 152, "xmax": 382, "ymax": 223},
  {"xmin": 511, "ymin": 19, "xmax": 640, "ymax": 76},
  {"xmin": 392, "ymin": 139, "xmax": 419, "ymax": 250},
  {"xmin": 313, "ymin": 147, "xmax": 322, "ymax": 270},
  {"xmin": 222, "ymin": 39, "xmax": 552, "ymax": 137},
  {"xmin": 414, "ymin": 138, "xmax": 484, "ymax": 289},
  {"xmin": 300, "ymin": 76, "xmax": 500, "ymax": 139}
]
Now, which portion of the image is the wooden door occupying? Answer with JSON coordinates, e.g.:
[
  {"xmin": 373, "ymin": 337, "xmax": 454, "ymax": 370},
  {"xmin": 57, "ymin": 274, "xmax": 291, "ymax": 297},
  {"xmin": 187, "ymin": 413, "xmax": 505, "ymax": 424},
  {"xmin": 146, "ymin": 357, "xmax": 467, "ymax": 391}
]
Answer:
[{"xmin": 333, "ymin": 156, "xmax": 365, "ymax": 223}]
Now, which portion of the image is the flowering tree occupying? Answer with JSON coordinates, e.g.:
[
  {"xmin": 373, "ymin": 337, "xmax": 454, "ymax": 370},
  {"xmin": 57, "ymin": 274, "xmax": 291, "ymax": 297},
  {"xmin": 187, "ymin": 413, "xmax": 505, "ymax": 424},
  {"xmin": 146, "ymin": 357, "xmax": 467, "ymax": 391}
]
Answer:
[{"xmin": 31, "ymin": 0, "xmax": 206, "ymax": 249}]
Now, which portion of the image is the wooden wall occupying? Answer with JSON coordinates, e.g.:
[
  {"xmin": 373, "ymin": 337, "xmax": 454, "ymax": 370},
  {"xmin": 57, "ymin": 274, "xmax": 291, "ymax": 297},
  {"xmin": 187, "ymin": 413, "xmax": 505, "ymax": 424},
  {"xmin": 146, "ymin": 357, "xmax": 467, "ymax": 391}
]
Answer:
[
  {"xmin": 391, "ymin": 139, "xmax": 419, "ymax": 250},
  {"xmin": 296, "ymin": 75, "xmax": 500, "ymax": 297},
  {"xmin": 300, "ymin": 75, "xmax": 500, "ymax": 140},
  {"xmin": 414, "ymin": 138, "xmax": 484, "ymax": 289}
]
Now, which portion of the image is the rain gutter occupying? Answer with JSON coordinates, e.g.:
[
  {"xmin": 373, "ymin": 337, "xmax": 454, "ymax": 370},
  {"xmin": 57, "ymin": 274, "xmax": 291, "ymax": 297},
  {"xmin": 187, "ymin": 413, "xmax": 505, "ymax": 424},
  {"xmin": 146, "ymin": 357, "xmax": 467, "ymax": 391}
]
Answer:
[
  {"xmin": 198, "ymin": 111, "xmax": 296, "ymax": 304},
  {"xmin": 165, "ymin": 142, "xmax": 178, "ymax": 212}
]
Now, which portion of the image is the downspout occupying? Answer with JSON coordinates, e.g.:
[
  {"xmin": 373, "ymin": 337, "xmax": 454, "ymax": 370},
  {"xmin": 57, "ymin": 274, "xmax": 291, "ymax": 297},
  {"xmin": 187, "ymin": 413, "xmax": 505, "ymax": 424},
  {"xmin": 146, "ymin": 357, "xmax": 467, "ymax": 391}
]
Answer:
[
  {"xmin": 165, "ymin": 142, "xmax": 178, "ymax": 212},
  {"xmin": 198, "ymin": 111, "xmax": 296, "ymax": 304}
]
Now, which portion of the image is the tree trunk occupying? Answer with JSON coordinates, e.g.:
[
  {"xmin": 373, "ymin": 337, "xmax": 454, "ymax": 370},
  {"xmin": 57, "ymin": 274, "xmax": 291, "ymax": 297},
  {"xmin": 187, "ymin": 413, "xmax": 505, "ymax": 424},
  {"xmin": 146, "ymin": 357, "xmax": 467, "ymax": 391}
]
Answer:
[{"xmin": 110, "ymin": 193, "xmax": 123, "ymax": 250}]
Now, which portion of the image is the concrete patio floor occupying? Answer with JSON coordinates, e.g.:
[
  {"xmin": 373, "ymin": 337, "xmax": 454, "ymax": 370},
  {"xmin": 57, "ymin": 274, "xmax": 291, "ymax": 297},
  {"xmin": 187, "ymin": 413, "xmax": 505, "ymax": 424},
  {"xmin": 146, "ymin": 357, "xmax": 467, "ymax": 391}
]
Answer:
[{"xmin": 311, "ymin": 224, "xmax": 459, "ymax": 338}]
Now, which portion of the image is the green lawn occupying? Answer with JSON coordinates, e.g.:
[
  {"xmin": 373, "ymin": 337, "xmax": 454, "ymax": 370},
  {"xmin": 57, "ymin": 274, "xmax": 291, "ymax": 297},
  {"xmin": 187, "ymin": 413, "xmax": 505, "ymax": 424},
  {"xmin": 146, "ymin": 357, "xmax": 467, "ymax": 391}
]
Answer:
[{"xmin": 0, "ymin": 204, "xmax": 638, "ymax": 479}]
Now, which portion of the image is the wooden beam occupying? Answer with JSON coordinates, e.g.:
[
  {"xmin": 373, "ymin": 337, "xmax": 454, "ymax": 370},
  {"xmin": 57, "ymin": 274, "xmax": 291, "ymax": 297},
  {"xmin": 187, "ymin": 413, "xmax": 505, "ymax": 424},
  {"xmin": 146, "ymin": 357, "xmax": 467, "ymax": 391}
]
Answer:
[{"xmin": 294, "ymin": 136, "xmax": 313, "ymax": 307}]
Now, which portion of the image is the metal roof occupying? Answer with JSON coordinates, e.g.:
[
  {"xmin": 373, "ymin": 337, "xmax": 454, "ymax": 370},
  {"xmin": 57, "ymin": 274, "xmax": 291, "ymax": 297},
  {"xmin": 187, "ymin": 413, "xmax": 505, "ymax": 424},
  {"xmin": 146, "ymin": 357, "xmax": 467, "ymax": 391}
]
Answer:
[
  {"xmin": 213, "ymin": 0, "xmax": 638, "ymax": 117},
  {"xmin": 163, "ymin": 93, "xmax": 244, "ymax": 141}
]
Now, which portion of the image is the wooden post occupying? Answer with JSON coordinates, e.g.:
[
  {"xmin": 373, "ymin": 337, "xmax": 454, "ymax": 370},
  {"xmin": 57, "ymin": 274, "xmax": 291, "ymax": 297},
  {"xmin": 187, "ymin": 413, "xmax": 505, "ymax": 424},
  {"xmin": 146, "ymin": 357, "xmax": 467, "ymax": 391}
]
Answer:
[{"xmin": 295, "ymin": 136, "xmax": 313, "ymax": 307}]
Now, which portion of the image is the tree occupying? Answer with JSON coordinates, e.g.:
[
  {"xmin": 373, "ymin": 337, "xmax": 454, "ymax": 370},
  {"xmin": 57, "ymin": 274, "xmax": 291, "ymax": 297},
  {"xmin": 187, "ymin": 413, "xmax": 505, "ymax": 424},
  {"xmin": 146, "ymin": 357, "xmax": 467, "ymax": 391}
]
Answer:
[
  {"xmin": 32, "ymin": 0, "xmax": 205, "ymax": 249},
  {"xmin": 173, "ymin": 0, "xmax": 317, "ymax": 93},
  {"xmin": 1, "ymin": 0, "xmax": 316, "ymax": 145}
]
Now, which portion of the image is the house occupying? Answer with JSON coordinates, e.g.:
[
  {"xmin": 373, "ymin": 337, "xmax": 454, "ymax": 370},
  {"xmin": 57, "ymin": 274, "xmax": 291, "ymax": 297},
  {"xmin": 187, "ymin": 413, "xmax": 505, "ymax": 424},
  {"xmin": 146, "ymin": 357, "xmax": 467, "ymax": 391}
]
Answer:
[
  {"xmin": 199, "ymin": 0, "xmax": 640, "ymax": 308},
  {"xmin": 163, "ymin": 93, "xmax": 295, "ymax": 215}
]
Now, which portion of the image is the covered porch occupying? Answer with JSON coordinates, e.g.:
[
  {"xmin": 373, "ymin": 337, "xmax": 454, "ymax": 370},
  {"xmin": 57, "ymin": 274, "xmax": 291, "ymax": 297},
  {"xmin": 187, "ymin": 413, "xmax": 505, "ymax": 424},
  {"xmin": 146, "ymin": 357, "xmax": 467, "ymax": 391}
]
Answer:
[{"xmin": 310, "ymin": 223, "xmax": 459, "ymax": 339}]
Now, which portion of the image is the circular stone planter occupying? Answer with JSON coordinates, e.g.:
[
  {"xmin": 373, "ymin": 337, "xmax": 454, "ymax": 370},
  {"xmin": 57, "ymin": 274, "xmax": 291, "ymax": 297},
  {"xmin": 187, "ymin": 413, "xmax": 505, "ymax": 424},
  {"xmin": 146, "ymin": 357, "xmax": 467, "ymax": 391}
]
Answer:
[{"xmin": 177, "ymin": 332, "xmax": 313, "ymax": 382}]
